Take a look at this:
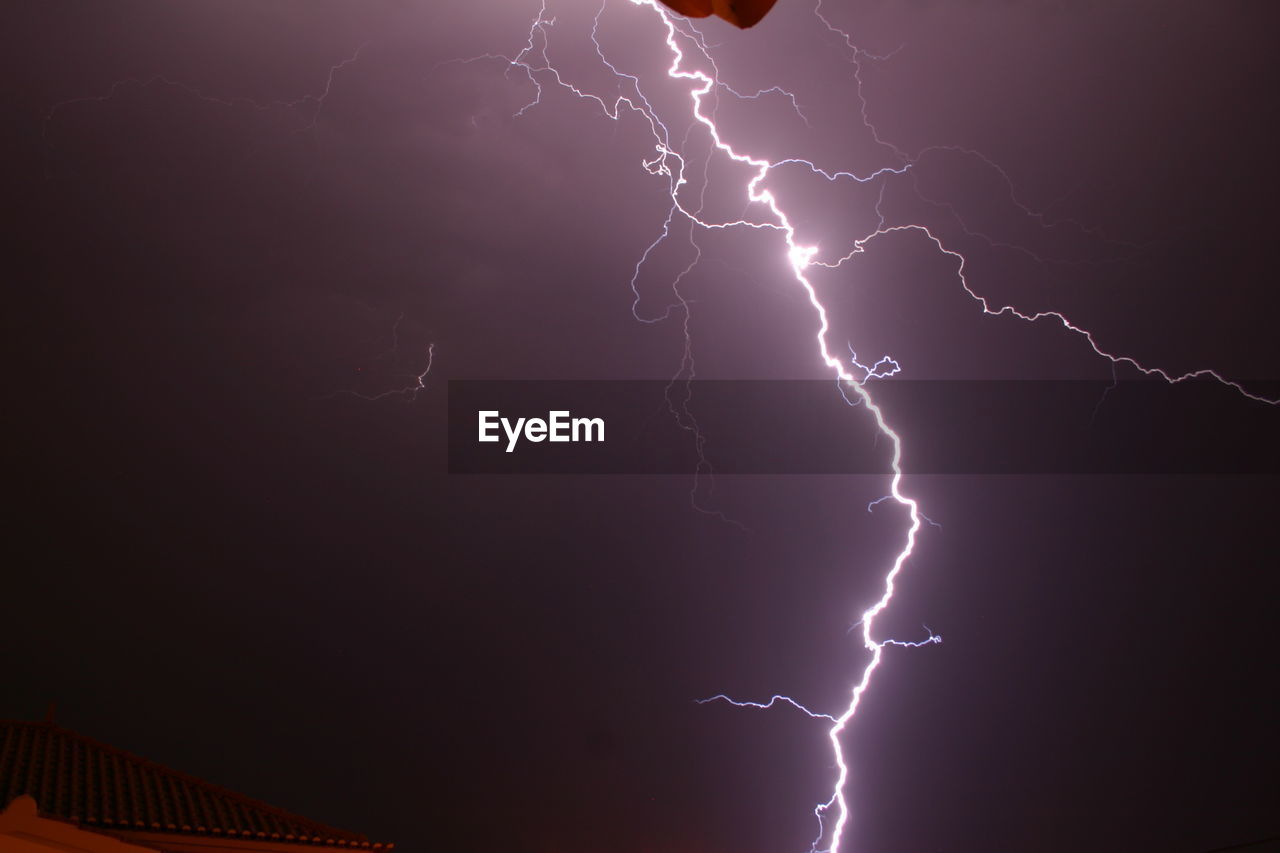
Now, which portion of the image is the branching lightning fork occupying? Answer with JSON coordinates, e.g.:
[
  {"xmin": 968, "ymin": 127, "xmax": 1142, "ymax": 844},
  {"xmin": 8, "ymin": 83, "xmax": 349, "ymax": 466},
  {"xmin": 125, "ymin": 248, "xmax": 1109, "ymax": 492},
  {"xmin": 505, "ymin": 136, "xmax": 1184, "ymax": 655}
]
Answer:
[{"xmin": 463, "ymin": 1, "xmax": 1280, "ymax": 851}]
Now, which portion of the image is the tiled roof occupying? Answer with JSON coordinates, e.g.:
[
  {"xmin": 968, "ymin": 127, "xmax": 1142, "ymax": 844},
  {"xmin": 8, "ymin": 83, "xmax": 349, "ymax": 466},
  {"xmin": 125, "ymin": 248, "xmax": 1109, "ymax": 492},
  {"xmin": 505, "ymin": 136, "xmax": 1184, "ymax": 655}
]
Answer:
[{"xmin": 0, "ymin": 720, "xmax": 391, "ymax": 849}]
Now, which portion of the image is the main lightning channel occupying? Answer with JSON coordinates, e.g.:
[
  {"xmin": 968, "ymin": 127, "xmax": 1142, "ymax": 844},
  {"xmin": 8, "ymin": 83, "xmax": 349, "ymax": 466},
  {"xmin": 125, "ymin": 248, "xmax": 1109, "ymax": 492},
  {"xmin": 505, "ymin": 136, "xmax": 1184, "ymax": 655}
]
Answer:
[
  {"xmin": 482, "ymin": 3, "xmax": 926, "ymax": 849},
  {"xmin": 635, "ymin": 8, "xmax": 926, "ymax": 851}
]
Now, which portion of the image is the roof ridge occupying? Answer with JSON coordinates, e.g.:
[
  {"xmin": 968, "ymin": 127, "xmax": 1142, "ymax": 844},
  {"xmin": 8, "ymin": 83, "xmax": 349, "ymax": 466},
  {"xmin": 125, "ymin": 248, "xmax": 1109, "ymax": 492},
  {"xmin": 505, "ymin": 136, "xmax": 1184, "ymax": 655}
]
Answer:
[{"xmin": 0, "ymin": 719, "xmax": 368, "ymax": 843}]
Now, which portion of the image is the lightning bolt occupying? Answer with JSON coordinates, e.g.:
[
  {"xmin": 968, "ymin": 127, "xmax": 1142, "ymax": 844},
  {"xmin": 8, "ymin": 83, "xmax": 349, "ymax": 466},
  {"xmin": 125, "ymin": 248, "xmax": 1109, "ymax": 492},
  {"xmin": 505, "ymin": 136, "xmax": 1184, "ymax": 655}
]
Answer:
[
  {"xmin": 455, "ymin": 1, "xmax": 1279, "ymax": 851},
  {"xmin": 34, "ymin": 1, "xmax": 1272, "ymax": 848},
  {"xmin": 471, "ymin": 6, "xmax": 927, "ymax": 848}
]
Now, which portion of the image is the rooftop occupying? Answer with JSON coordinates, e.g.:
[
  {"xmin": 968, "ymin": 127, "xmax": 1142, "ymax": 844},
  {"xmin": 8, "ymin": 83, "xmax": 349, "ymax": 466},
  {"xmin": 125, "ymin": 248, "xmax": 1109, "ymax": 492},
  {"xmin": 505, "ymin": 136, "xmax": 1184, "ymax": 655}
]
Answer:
[{"xmin": 0, "ymin": 718, "xmax": 391, "ymax": 849}]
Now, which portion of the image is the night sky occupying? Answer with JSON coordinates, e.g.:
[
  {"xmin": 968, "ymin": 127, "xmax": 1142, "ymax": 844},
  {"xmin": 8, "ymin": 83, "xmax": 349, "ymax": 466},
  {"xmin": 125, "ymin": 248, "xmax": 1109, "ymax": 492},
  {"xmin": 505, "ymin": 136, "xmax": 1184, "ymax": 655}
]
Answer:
[{"xmin": 6, "ymin": 2, "xmax": 1278, "ymax": 852}]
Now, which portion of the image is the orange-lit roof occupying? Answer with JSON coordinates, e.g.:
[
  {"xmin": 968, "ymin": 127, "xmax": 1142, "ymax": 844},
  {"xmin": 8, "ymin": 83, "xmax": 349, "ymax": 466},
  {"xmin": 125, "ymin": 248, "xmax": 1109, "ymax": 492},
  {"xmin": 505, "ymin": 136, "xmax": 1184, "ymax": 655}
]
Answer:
[{"xmin": 0, "ymin": 719, "xmax": 391, "ymax": 849}]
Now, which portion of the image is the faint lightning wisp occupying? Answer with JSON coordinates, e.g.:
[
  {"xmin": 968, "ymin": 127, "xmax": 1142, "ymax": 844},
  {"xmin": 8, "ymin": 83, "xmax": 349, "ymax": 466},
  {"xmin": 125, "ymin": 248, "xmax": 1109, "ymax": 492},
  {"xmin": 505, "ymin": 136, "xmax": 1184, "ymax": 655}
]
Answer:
[
  {"xmin": 325, "ymin": 314, "xmax": 436, "ymax": 402},
  {"xmin": 353, "ymin": 340, "xmax": 435, "ymax": 402},
  {"xmin": 461, "ymin": 2, "xmax": 1278, "ymax": 851},
  {"xmin": 42, "ymin": 43, "xmax": 368, "ymax": 137}
]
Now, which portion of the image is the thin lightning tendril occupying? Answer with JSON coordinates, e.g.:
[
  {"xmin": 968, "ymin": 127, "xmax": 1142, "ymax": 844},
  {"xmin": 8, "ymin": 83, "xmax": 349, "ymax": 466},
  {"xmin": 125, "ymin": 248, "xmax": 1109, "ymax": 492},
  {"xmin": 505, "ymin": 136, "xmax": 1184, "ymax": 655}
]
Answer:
[
  {"xmin": 42, "ymin": 44, "xmax": 368, "ymax": 135},
  {"xmin": 461, "ymin": 1, "xmax": 1278, "ymax": 851},
  {"xmin": 323, "ymin": 315, "xmax": 436, "ymax": 403}
]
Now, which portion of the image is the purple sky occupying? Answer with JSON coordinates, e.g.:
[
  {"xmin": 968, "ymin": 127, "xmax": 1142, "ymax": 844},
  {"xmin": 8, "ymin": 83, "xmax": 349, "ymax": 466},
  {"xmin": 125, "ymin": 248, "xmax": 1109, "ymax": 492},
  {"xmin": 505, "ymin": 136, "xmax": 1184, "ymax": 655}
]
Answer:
[{"xmin": 7, "ymin": 2, "xmax": 1278, "ymax": 851}]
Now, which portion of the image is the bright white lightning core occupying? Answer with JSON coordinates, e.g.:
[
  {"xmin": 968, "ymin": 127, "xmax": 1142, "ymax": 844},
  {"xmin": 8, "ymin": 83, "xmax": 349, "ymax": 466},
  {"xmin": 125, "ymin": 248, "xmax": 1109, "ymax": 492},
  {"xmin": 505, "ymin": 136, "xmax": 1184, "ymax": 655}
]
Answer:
[
  {"xmin": 471, "ymin": 1, "xmax": 1277, "ymax": 850},
  {"xmin": 487, "ymin": 7, "xmax": 925, "ymax": 847}
]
